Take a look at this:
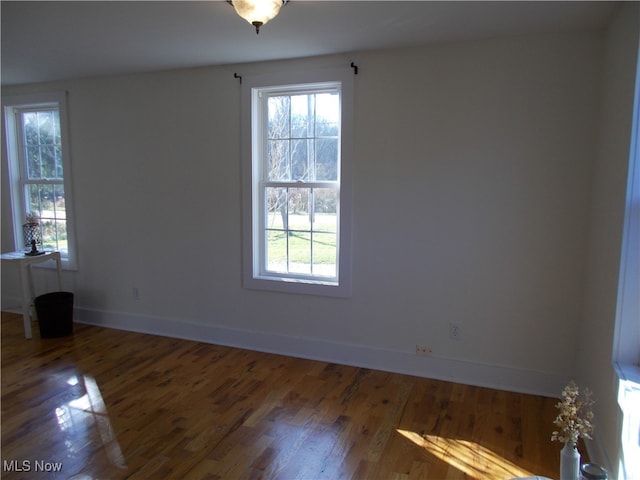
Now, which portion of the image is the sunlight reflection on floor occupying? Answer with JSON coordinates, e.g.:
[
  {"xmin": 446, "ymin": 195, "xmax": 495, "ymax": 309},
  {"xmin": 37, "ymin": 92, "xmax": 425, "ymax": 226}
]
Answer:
[
  {"xmin": 55, "ymin": 375, "xmax": 127, "ymax": 471},
  {"xmin": 397, "ymin": 429, "xmax": 533, "ymax": 480}
]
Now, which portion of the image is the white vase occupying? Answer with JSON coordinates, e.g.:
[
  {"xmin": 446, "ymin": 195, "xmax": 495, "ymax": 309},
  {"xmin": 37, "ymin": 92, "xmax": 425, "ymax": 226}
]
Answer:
[{"xmin": 560, "ymin": 442, "xmax": 581, "ymax": 480}]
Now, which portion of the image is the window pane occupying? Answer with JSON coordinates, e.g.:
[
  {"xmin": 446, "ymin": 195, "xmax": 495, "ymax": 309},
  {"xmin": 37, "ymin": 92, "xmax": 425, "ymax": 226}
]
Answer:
[
  {"xmin": 41, "ymin": 184, "xmax": 55, "ymax": 216},
  {"xmin": 23, "ymin": 112, "xmax": 38, "ymax": 146},
  {"xmin": 291, "ymin": 139, "xmax": 311, "ymax": 181},
  {"xmin": 288, "ymin": 188, "xmax": 310, "ymax": 232},
  {"xmin": 40, "ymin": 219, "xmax": 58, "ymax": 250},
  {"xmin": 41, "ymin": 144, "xmax": 56, "ymax": 178},
  {"xmin": 313, "ymin": 188, "xmax": 338, "ymax": 233},
  {"xmin": 289, "ymin": 232, "xmax": 311, "ymax": 274},
  {"xmin": 313, "ymin": 232, "xmax": 337, "ymax": 277},
  {"xmin": 55, "ymin": 220, "xmax": 68, "ymax": 254},
  {"xmin": 26, "ymin": 145, "xmax": 41, "ymax": 179},
  {"xmin": 315, "ymin": 138, "xmax": 338, "ymax": 181},
  {"xmin": 55, "ymin": 145, "xmax": 64, "ymax": 178},
  {"xmin": 291, "ymin": 94, "xmax": 313, "ymax": 138},
  {"xmin": 53, "ymin": 111, "xmax": 61, "ymax": 144},
  {"xmin": 316, "ymin": 92, "xmax": 339, "ymax": 136},
  {"xmin": 38, "ymin": 111, "xmax": 55, "ymax": 144},
  {"xmin": 40, "ymin": 219, "xmax": 67, "ymax": 252},
  {"xmin": 268, "ymin": 140, "xmax": 289, "ymax": 181},
  {"xmin": 268, "ymin": 96, "xmax": 289, "ymax": 139},
  {"xmin": 266, "ymin": 187, "xmax": 287, "ymax": 229},
  {"xmin": 53, "ymin": 184, "xmax": 66, "ymax": 216},
  {"xmin": 266, "ymin": 229, "xmax": 287, "ymax": 273},
  {"xmin": 27, "ymin": 184, "xmax": 43, "ymax": 215}
]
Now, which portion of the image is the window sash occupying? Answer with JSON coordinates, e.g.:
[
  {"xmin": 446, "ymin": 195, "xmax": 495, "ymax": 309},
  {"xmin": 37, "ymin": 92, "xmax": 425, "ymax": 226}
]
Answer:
[
  {"xmin": 259, "ymin": 184, "xmax": 340, "ymax": 281},
  {"xmin": 255, "ymin": 84, "xmax": 342, "ymax": 284}
]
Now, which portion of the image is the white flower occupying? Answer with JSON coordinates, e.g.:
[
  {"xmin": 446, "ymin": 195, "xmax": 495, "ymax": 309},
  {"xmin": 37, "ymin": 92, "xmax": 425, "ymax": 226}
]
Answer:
[{"xmin": 551, "ymin": 380, "xmax": 594, "ymax": 445}]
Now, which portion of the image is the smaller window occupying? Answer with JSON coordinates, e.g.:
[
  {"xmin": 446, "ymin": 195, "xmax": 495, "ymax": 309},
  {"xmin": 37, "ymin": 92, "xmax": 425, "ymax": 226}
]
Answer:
[{"xmin": 3, "ymin": 92, "xmax": 77, "ymax": 269}]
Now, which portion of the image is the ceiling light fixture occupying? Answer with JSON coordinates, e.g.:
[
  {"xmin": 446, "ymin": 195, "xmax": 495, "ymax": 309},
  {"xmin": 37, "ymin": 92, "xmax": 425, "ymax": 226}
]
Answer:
[{"xmin": 228, "ymin": 0, "xmax": 287, "ymax": 34}]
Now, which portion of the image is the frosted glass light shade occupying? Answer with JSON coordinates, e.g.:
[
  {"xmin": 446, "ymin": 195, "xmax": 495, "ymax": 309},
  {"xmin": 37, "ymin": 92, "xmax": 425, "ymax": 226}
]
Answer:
[{"xmin": 231, "ymin": 0, "xmax": 284, "ymax": 34}]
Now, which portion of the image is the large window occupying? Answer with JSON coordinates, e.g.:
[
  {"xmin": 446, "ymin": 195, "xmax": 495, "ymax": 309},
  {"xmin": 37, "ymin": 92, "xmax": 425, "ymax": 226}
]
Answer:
[
  {"xmin": 3, "ymin": 92, "xmax": 76, "ymax": 268},
  {"xmin": 612, "ymin": 45, "xmax": 640, "ymax": 480},
  {"xmin": 242, "ymin": 69, "xmax": 353, "ymax": 296}
]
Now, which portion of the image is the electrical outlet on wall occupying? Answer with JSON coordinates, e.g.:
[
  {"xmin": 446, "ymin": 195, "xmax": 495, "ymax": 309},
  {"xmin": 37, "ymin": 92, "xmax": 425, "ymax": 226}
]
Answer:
[
  {"xmin": 416, "ymin": 345, "xmax": 432, "ymax": 356},
  {"xmin": 449, "ymin": 322, "xmax": 461, "ymax": 340}
]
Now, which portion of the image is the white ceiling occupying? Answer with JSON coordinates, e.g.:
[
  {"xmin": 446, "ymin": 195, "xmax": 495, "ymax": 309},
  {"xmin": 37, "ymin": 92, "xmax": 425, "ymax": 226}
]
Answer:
[{"xmin": 1, "ymin": 1, "xmax": 618, "ymax": 86}]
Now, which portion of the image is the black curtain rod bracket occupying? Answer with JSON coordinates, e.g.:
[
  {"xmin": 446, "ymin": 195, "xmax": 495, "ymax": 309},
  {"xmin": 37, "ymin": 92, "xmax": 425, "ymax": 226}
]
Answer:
[
  {"xmin": 234, "ymin": 73, "xmax": 242, "ymax": 84},
  {"xmin": 350, "ymin": 62, "xmax": 358, "ymax": 75}
]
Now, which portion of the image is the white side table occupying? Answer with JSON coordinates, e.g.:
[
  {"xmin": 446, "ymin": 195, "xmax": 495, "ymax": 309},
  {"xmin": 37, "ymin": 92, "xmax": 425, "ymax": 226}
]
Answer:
[{"xmin": 1, "ymin": 251, "xmax": 62, "ymax": 339}]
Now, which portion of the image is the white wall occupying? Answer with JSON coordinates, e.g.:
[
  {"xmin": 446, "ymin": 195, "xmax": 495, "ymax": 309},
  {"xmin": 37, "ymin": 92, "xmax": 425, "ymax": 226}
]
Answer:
[
  {"xmin": 576, "ymin": 3, "xmax": 639, "ymax": 477},
  {"xmin": 2, "ymin": 29, "xmax": 606, "ymax": 396}
]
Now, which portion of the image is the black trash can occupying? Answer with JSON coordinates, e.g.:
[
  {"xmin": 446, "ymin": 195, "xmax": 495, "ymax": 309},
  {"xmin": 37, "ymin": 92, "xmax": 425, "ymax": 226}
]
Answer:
[{"xmin": 34, "ymin": 291, "xmax": 74, "ymax": 338}]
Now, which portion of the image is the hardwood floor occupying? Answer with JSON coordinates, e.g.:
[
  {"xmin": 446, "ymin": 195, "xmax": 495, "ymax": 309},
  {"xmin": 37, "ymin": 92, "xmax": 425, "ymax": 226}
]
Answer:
[{"xmin": 1, "ymin": 311, "xmax": 561, "ymax": 479}]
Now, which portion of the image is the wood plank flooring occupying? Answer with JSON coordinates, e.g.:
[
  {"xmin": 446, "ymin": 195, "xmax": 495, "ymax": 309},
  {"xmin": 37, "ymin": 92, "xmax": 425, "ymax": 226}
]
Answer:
[{"xmin": 1, "ymin": 311, "xmax": 561, "ymax": 479}]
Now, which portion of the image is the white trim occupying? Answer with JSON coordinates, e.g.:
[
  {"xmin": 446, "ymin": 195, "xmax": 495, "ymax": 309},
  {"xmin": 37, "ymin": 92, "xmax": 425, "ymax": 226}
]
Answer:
[
  {"xmin": 75, "ymin": 306, "xmax": 566, "ymax": 398},
  {"xmin": 1, "ymin": 295, "xmax": 22, "ymax": 312}
]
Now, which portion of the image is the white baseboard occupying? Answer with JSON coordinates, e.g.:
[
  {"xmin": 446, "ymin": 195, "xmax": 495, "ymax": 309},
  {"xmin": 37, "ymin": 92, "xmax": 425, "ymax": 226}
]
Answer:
[
  {"xmin": 74, "ymin": 307, "xmax": 566, "ymax": 398},
  {"xmin": 1, "ymin": 295, "xmax": 23, "ymax": 312}
]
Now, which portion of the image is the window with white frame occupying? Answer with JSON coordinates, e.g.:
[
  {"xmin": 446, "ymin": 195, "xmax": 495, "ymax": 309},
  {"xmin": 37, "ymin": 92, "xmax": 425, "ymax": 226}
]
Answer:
[
  {"xmin": 242, "ymin": 69, "xmax": 353, "ymax": 297},
  {"xmin": 3, "ymin": 92, "xmax": 76, "ymax": 268},
  {"xmin": 613, "ymin": 46, "xmax": 640, "ymax": 480}
]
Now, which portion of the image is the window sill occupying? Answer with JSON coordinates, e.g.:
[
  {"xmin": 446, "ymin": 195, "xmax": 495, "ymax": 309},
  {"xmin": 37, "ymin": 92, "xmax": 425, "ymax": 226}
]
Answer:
[
  {"xmin": 244, "ymin": 275, "xmax": 351, "ymax": 298},
  {"xmin": 615, "ymin": 362, "xmax": 640, "ymax": 385}
]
